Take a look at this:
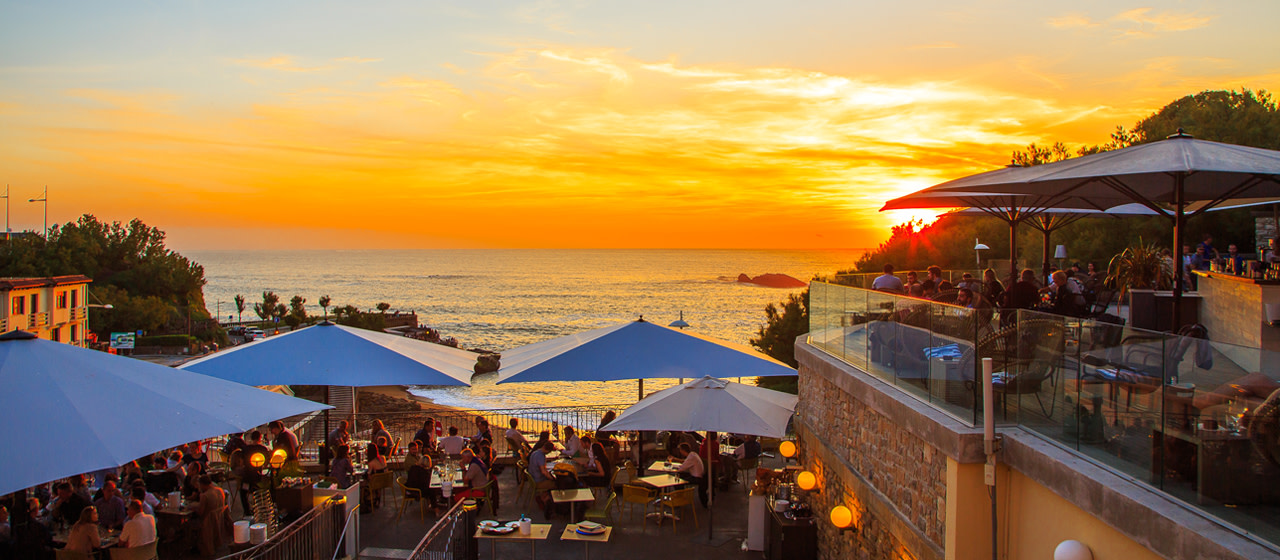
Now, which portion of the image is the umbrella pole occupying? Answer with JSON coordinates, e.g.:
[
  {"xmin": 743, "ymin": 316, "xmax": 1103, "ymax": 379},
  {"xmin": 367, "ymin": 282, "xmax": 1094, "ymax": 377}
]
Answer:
[
  {"xmin": 707, "ymin": 432, "xmax": 714, "ymax": 541},
  {"xmin": 323, "ymin": 385, "xmax": 331, "ymax": 471},
  {"xmin": 1041, "ymin": 228, "xmax": 1052, "ymax": 283},
  {"xmin": 1008, "ymin": 219, "xmax": 1019, "ymax": 283},
  {"xmin": 638, "ymin": 379, "xmax": 643, "ymax": 401},
  {"xmin": 1173, "ymin": 173, "xmax": 1186, "ymax": 331}
]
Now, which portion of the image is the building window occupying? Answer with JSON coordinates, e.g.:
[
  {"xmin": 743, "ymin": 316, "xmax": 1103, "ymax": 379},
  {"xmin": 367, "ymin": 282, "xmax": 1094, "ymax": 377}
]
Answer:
[
  {"xmin": 51, "ymin": 327, "xmax": 60, "ymax": 342},
  {"xmin": 29, "ymin": 294, "xmax": 39, "ymax": 313},
  {"xmin": 70, "ymin": 289, "xmax": 78, "ymax": 308},
  {"xmin": 70, "ymin": 324, "xmax": 78, "ymax": 342},
  {"xmin": 57, "ymin": 291, "xmax": 68, "ymax": 309},
  {"xmin": 11, "ymin": 296, "xmax": 24, "ymax": 315}
]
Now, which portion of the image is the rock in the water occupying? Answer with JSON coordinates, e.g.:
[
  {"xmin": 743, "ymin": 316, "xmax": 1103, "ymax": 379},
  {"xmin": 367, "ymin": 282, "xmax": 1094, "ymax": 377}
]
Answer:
[
  {"xmin": 737, "ymin": 273, "xmax": 807, "ymax": 288},
  {"xmin": 475, "ymin": 353, "xmax": 501, "ymax": 375}
]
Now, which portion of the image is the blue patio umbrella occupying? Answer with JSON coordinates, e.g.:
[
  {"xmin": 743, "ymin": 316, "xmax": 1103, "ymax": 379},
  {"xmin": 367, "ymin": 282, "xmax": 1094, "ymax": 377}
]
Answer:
[
  {"xmin": 0, "ymin": 330, "xmax": 331, "ymax": 496},
  {"xmin": 495, "ymin": 318, "xmax": 796, "ymax": 398},
  {"xmin": 180, "ymin": 322, "xmax": 477, "ymax": 387}
]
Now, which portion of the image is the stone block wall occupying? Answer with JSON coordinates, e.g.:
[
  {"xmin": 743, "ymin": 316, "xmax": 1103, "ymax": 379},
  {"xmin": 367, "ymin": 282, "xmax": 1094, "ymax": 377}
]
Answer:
[{"xmin": 798, "ymin": 359, "xmax": 948, "ymax": 559}]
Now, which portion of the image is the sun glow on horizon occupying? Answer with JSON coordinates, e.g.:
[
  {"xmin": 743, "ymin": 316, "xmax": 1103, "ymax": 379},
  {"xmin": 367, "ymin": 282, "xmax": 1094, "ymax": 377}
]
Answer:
[{"xmin": 0, "ymin": 2, "xmax": 1275, "ymax": 250}]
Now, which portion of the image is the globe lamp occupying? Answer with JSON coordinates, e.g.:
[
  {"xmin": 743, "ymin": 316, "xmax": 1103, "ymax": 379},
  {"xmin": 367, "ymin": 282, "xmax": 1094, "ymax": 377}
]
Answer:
[
  {"xmin": 796, "ymin": 471, "xmax": 818, "ymax": 492},
  {"xmin": 269, "ymin": 448, "xmax": 288, "ymax": 469},
  {"xmin": 248, "ymin": 452, "xmax": 266, "ymax": 469},
  {"xmin": 830, "ymin": 505, "xmax": 856, "ymax": 533},
  {"xmin": 779, "ymin": 441, "xmax": 797, "ymax": 458}
]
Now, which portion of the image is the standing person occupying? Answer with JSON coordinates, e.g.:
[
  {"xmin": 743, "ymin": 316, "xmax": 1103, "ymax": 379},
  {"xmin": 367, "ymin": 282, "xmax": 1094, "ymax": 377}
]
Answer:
[
  {"xmin": 183, "ymin": 441, "xmax": 209, "ymax": 469},
  {"xmin": 1265, "ymin": 238, "xmax": 1280, "ymax": 264},
  {"xmin": 981, "ymin": 269, "xmax": 1005, "ymax": 305},
  {"xmin": 268, "ymin": 421, "xmax": 299, "ymax": 462},
  {"xmin": 370, "ymin": 420, "xmax": 394, "ymax": 457},
  {"xmin": 872, "ymin": 264, "xmax": 905, "ymax": 292},
  {"xmin": 193, "ymin": 475, "xmax": 230, "ymax": 558},
  {"xmin": 1227, "ymin": 244, "xmax": 1244, "ymax": 273},
  {"xmin": 1199, "ymin": 233, "xmax": 1219, "ymax": 260},
  {"xmin": 118, "ymin": 499, "xmax": 156, "ymax": 549},
  {"xmin": 671, "ymin": 443, "xmax": 707, "ymax": 507},
  {"xmin": 719, "ymin": 435, "xmax": 762, "ymax": 486},
  {"xmin": 470, "ymin": 418, "xmax": 493, "ymax": 448}
]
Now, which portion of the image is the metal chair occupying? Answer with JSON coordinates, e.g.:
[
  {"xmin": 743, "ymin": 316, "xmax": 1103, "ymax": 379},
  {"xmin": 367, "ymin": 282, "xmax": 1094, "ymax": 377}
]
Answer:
[
  {"xmin": 584, "ymin": 492, "xmax": 617, "ymax": 525},
  {"xmin": 367, "ymin": 471, "xmax": 397, "ymax": 509},
  {"xmin": 394, "ymin": 476, "xmax": 427, "ymax": 521},
  {"xmin": 658, "ymin": 487, "xmax": 698, "ymax": 532},
  {"xmin": 620, "ymin": 484, "xmax": 657, "ymax": 524}
]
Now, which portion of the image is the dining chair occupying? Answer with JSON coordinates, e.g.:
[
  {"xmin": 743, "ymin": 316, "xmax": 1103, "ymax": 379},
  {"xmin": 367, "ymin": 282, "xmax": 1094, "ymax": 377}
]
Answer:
[
  {"xmin": 736, "ymin": 456, "xmax": 760, "ymax": 492},
  {"xmin": 109, "ymin": 540, "xmax": 159, "ymax": 560},
  {"xmin": 584, "ymin": 492, "xmax": 616, "ymax": 525},
  {"xmin": 659, "ymin": 487, "xmax": 698, "ymax": 532},
  {"xmin": 620, "ymin": 484, "xmax": 657, "ymax": 524},
  {"xmin": 394, "ymin": 476, "xmax": 427, "ymax": 521},
  {"xmin": 368, "ymin": 471, "xmax": 397, "ymax": 509}
]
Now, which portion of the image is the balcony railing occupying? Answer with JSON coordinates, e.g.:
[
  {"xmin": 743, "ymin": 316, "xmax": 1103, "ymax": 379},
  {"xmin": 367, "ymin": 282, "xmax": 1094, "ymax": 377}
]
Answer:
[
  {"xmin": 831, "ymin": 269, "xmax": 984, "ymax": 289},
  {"xmin": 215, "ymin": 494, "xmax": 348, "ymax": 560},
  {"xmin": 410, "ymin": 497, "xmax": 476, "ymax": 560},
  {"xmin": 808, "ymin": 280, "xmax": 1280, "ymax": 548},
  {"xmin": 28, "ymin": 312, "xmax": 49, "ymax": 328},
  {"xmin": 808, "ymin": 281, "xmax": 989, "ymax": 425},
  {"xmin": 69, "ymin": 306, "xmax": 87, "ymax": 321}
]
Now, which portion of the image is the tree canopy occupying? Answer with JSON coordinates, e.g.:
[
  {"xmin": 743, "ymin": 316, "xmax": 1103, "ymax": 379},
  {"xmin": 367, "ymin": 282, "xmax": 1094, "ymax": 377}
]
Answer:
[{"xmin": 0, "ymin": 215, "xmax": 211, "ymax": 338}]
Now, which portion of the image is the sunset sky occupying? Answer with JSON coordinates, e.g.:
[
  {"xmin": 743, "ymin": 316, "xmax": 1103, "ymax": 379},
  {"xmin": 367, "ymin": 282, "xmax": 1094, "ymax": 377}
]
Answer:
[{"xmin": 1, "ymin": 1, "xmax": 1277, "ymax": 250}]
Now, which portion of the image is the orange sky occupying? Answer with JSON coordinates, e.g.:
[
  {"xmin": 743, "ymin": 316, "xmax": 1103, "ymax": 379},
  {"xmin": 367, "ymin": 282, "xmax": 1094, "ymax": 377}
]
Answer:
[{"xmin": 1, "ymin": 2, "xmax": 1277, "ymax": 250}]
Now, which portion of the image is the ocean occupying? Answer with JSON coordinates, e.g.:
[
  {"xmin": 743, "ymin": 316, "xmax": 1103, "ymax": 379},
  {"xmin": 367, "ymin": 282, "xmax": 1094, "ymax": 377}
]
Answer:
[{"xmin": 189, "ymin": 249, "xmax": 862, "ymax": 409}]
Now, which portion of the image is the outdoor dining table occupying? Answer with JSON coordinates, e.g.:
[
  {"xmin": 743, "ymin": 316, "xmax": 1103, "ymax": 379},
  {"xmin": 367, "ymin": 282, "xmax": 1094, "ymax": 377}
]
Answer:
[
  {"xmin": 429, "ymin": 469, "xmax": 465, "ymax": 489},
  {"xmin": 551, "ymin": 488, "xmax": 596, "ymax": 520},
  {"xmin": 473, "ymin": 523, "xmax": 551, "ymax": 559},
  {"xmin": 155, "ymin": 505, "xmax": 196, "ymax": 544},
  {"xmin": 52, "ymin": 526, "xmax": 120, "ymax": 549},
  {"xmin": 646, "ymin": 460, "xmax": 680, "ymax": 474},
  {"xmin": 635, "ymin": 474, "xmax": 690, "ymax": 525},
  {"xmin": 560, "ymin": 524, "xmax": 613, "ymax": 560}
]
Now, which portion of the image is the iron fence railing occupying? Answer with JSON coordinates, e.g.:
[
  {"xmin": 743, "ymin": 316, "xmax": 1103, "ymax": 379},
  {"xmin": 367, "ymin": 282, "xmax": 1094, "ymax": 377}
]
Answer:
[
  {"xmin": 409, "ymin": 497, "xmax": 476, "ymax": 560},
  {"xmin": 292, "ymin": 404, "xmax": 630, "ymax": 464},
  {"xmin": 215, "ymin": 495, "xmax": 347, "ymax": 560}
]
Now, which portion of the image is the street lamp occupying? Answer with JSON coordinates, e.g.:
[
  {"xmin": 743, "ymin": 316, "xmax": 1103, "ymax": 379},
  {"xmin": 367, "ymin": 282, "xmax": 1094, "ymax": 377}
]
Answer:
[
  {"xmin": 974, "ymin": 239, "xmax": 990, "ymax": 269},
  {"xmin": 28, "ymin": 186, "xmax": 47, "ymax": 238},
  {"xmin": 1, "ymin": 185, "xmax": 9, "ymax": 241}
]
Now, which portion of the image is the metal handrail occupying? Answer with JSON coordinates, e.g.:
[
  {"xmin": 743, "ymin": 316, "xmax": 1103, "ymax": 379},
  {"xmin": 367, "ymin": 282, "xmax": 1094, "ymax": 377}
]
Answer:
[
  {"xmin": 215, "ymin": 495, "xmax": 344, "ymax": 560},
  {"xmin": 408, "ymin": 498, "xmax": 467, "ymax": 560}
]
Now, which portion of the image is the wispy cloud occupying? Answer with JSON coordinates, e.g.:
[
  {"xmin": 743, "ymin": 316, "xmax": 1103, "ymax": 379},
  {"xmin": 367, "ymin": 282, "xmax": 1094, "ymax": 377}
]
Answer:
[
  {"xmin": 334, "ymin": 56, "xmax": 382, "ymax": 64},
  {"xmin": 1047, "ymin": 8, "xmax": 1213, "ymax": 39},
  {"xmin": 908, "ymin": 42, "xmax": 959, "ymax": 50}
]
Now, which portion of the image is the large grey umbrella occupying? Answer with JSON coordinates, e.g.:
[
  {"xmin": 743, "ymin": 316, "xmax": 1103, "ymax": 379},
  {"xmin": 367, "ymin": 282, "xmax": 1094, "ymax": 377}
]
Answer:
[
  {"xmin": 0, "ymin": 330, "xmax": 331, "ymax": 496},
  {"xmin": 885, "ymin": 132, "xmax": 1280, "ymax": 327},
  {"xmin": 601, "ymin": 376, "xmax": 799, "ymax": 539}
]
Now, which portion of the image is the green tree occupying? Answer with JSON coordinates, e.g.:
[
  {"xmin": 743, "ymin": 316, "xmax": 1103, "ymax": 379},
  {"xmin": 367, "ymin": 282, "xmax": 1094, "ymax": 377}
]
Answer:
[
  {"xmin": 376, "ymin": 302, "xmax": 391, "ymax": 313},
  {"xmin": 749, "ymin": 288, "xmax": 808, "ymax": 394},
  {"xmin": 1133, "ymin": 89, "xmax": 1279, "ymax": 149},
  {"xmin": 318, "ymin": 295, "xmax": 331, "ymax": 321},
  {"xmin": 234, "ymin": 294, "xmax": 246, "ymax": 323},
  {"xmin": 285, "ymin": 295, "xmax": 307, "ymax": 329},
  {"xmin": 0, "ymin": 214, "xmax": 212, "ymax": 339},
  {"xmin": 254, "ymin": 291, "xmax": 281, "ymax": 325}
]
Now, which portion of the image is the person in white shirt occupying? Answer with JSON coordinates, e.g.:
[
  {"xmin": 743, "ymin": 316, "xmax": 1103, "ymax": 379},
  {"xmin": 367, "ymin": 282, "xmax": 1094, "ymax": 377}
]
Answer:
[
  {"xmin": 439, "ymin": 426, "xmax": 468, "ymax": 456},
  {"xmin": 563, "ymin": 426, "xmax": 582, "ymax": 458},
  {"xmin": 118, "ymin": 500, "xmax": 156, "ymax": 548},
  {"xmin": 871, "ymin": 264, "xmax": 905, "ymax": 292},
  {"xmin": 504, "ymin": 418, "xmax": 530, "ymax": 446},
  {"xmin": 672, "ymin": 443, "xmax": 707, "ymax": 507}
]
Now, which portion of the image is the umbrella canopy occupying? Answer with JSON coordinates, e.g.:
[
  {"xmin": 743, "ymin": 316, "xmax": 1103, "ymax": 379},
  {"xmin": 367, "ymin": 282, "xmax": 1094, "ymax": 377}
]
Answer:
[
  {"xmin": 180, "ymin": 322, "xmax": 477, "ymax": 387},
  {"xmin": 0, "ymin": 330, "xmax": 330, "ymax": 496},
  {"xmin": 496, "ymin": 319, "xmax": 797, "ymax": 384},
  {"xmin": 601, "ymin": 376, "xmax": 798, "ymax": 438},
  {"xmin": 883, "ymin": 134, "xmax": 1280, "ymax": 325}
]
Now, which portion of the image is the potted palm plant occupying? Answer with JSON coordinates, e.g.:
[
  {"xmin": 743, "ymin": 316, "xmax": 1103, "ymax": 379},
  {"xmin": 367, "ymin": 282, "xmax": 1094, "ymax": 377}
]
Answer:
[{"xmin": 1106, "ymin": 239, "xmax": 1176, "ymax": 329}]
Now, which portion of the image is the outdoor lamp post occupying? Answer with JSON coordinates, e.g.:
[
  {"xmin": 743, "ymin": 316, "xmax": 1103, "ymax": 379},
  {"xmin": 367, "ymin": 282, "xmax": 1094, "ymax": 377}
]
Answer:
[
  {"xmin": 974, "ymin": 239, "xmax": 989, "ymax": 268},
  {"xmin": 28, "ymin": 186, "xmax": 47, "ymax": 238},
  {"xmin": 1054, "ymin": 244, "xmax": 1068, "ymax": 267}
]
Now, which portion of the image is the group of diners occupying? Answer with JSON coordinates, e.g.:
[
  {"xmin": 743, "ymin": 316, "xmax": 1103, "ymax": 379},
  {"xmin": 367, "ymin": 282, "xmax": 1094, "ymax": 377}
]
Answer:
[
  {"xmin": 4, "ymin": 438, "xmax": 236, "ymax": 559},
  {"xmin": 871, "ymin": 263, "xmax": 1103, "ymax": 318},
  {"xmin": 326, "ymin": 415, "xmax": 502, "ymax": 511}
]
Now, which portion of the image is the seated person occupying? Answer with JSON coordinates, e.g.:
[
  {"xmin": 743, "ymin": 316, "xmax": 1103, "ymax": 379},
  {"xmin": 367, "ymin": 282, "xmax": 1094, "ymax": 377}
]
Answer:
[
  {"xmin": 365, "ymin": 443, "xmax": 387, "ymax": 474},
  {"xmin": 404, "ymin": 440, "xmax": 423, "ymax": 470},
  {"xmin": 720, "ymin": 434, "xmax": 762, "ymax": 485},
  {"xmin": 872, "ymin": 264, "xmax": 905, "ymax": 292},
  {"xmin": 405, "ymin": 452, "xmax": 433, "ymax": 494},
  {"xmin": 49, "ymin": 482, "xmax": 90, "ymax": 526},
  {"xmin": 505, "ymin": 418, "xmax": 531, "ymax": 455},
  {"xmin": 330, "ymin": 445, "xmax": 354, "ymax": 489},
  {"xmin": 956, "ymin": 287, "xmax": 976, "ymax": 309},
  {"xmin": 581, "ymin": 442, "xmax": 612, "ymax": 487},
  {"xmin": 93, "ymin": 481, "xmax": 128, "ymax": 530},
  {"xmin": 118, "ymin": 499, "xmax": 156, "ymax": 549},
  {"xmin": 64, "ymin": 507, "xmax": 100, "ymax": 555},
  {"xmin": 563, "ymin": 426, "xmax": 583, "ymax": 458},
  {"xmin": 412, "ymin": 420, "xmax": 436, "ymax": 453},
  {"xmin": 672, "ymin": 443, "xmax": 708, "ymax": 507},
  {"xmin": 130, "ymin": 484, "xmax": 156, "ymax": 515},
  {"xmin": 439, "ymin": 426, "xmax": 468, "ymax": 456},
  {"xmin": 327, "ymin": 420, "xmax": 352, "ymax": 454},
  {"xmin": 452, "ymin": 449, "xmax": 490, "ymax": 503},
  {"xmin": 471, "ymin": 418, "xmax": 494, "ymax": 447},
  {"xmin": 527, "ymin": 440, "xmax": 557, "ymax": 517}
]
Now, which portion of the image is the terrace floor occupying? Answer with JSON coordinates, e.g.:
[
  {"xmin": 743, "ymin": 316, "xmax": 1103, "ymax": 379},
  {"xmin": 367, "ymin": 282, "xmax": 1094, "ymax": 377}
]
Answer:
[{"xmin": 351, "ymin": 455, "xmax": 785, "ymax": 560}]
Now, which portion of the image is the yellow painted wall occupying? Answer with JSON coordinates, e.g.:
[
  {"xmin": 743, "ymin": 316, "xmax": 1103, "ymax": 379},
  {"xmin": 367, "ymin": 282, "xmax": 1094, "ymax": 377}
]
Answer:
[
  {"xmin": 1000, "ymin": 468, "xmax": 1163, "ymax": 560},
  {"xmin": 946, "ymin": 457, "xmax": 1161, "ymax": 560}
]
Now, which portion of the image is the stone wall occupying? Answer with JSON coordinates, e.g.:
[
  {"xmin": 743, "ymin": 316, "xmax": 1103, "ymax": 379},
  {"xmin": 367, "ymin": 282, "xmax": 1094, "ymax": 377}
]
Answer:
[{"xmin": 799, "ymin": 354, "xmax": 948, "ymax": 559}]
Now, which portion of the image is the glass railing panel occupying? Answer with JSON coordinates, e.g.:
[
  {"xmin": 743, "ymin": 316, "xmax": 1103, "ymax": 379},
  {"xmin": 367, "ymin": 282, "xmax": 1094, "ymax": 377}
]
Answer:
[{"xmin": 842, "ymin": 286, "xmax": 873, "ymax": 371}]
